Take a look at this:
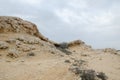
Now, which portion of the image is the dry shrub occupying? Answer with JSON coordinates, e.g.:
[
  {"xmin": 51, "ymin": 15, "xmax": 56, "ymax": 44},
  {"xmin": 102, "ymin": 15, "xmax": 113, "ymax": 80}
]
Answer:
[{"xmin": 69, "ymin": 59, "xmax": 108, "ymax": 80}]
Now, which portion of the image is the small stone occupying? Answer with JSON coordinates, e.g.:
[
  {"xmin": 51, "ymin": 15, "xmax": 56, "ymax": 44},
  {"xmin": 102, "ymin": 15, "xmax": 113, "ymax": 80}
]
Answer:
[
  {"xmin": 81, "ymin": 54, "xmax": 88, "ymax": 57},
  {"xmin": 73, "ymin": 50, "xmax": 76, "ymax": 52},
  {"xmin": 6, "ymin": 60, "xmax": 11, "ymax": 62},
  {"xmin": 51, "ymin": 51, "xmax": 55, "ymax": 54},
  {"xmin": 60, "ymin": 55, "xmax": 64, "ymax": 57},
  {"xmin": 0, "ymin": 41, "xmax": 9, "ymax": 49},
  {"xmin": 64, "ymin": 60, "xmax": 71, "ymax": 63},
  {"xmin": 21, "ymin": 60, "xmax": 25, "ymax": 62},
  {"xmin": 38, "ymin": 63, "xmax": 41, "ymax": 65},
  {"xmin": 99, "ymin": 58, "xmax": 102, "ymax": 60},
  {"xmin": 27, "ymin": 52, "xmax": 35, "ymax": 56}
]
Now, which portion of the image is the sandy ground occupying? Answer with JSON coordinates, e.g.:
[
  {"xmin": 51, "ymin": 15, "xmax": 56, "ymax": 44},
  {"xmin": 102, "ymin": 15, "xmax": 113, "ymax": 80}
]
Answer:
[
  {"xmin": 0, "ymin": 33, "xmax": 120, "ymax": 80},
  {"xmin": 0, "ymin": 55, "xmax": 75, "ymax": 80}
]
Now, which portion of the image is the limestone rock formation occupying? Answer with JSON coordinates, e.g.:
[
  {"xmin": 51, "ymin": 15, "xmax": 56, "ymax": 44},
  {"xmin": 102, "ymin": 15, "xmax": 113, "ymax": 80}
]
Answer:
[
  {"xmin": 103, "ymin": 48, "xmax": 118, "ymax": 54},
  {"xmin": 0, "ymin": 16, "xmax": 48, "ymax": 42},
  {"xmin": 68, "ymin": 40, "xmax": 85, "ymax": 47},
  {"xmin": 0, "ymin": 41, "xmax": 9, "ymax": 49},
  {"xmin": 67, "ymin": 40, "xmax": 92, "ymax": 52},
  {"xmin": 0, "ymin": 16, "xmax": 59, "ymax": 58}
]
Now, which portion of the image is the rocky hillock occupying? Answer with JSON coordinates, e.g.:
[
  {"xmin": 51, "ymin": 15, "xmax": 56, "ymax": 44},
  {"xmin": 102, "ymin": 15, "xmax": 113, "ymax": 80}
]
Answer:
[{"xmin": 0, "ymin": 16, "xmax": 120, "ymax": 80}]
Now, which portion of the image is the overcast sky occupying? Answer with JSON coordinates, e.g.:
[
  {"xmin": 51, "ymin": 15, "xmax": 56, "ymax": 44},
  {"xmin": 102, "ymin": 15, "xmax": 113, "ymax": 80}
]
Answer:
[{"xmin": 0, "ymin": 0, "xmax": 120, "ymax": 49}]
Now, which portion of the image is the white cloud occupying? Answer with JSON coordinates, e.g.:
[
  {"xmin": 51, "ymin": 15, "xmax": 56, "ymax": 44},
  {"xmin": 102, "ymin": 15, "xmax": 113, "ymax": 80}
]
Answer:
[
  {"xmin": 68, "ymin": 0, "xmax": 88, "ymax": 9},
  {"xmin": 0, "ymin": 0, "xmax": 120, "ymax": 49},
  {"xmin": 55, "ymin": 8, "xmax": 90, "ymax": 25},
  {"xmin": 92, "ymin": 12, "xmax": 114, "ymax": 26},
  {"xmin": 11, "ymin": 0, "xmax": 42, "ymax": 5},
  {"xmin": 55, "ymin": 9, "xmax": 71, "ymax": 23}
]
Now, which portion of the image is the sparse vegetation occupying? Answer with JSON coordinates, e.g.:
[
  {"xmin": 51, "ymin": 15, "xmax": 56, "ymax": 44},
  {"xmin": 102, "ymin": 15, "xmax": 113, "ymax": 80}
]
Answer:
[
  {"xmin": 80, "ymin": 69, "xmax": 108, "ymax": 80},
  {"xmin": 57, "ymin": 48, "xmax": 72, "ymax": 55},
  {"xmin": 55, "ymin": 42, "xmax": 72, "ymax": 55},
  {"xmin": 57, "ymin": 42, "xmax": 69, "ymax": 49},
  {"xmin": 0, "ymin": 16, "xmax": 118, "ymax": 80},
  {"xmin": 69, "ymin": 59, "xmax": 108, "ymax": 80},
  {"xmin": 97, "ymin": 72, "xmax": 108, "ymax": 80}
]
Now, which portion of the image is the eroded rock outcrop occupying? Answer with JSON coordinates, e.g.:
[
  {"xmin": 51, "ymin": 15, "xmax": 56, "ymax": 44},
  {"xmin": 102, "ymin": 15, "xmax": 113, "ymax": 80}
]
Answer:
[
  {"xmin": 68, "ymin": 40, "xmax": 85, "ymax": 47},
  {"xmin": 0, "ymin": 16, "xmax": 59, "ymax": 58},
  {"xmin": 0, "ymin": 16, "xmax": 49, "ymax": 42},
  {"xmin": 0, "ymin": 41, "xmax": 9, "ymax": 49},
  {"xmin": 103, "ymin": 48, "xmax": 118, "ymax": 54}
]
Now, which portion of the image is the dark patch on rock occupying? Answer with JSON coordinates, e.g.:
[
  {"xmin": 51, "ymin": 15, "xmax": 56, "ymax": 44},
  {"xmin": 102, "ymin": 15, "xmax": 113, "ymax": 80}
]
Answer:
[
  {"xmin": 51, "ymin": 51, "xmax": 55, "ymax": 54},
  {"xmin": 27, "ymin": 52, "xmax": 35, "ymax": 56},
  {"xmin": 64, "ymin": 60, "xmax": 71, "ymax": 63}
]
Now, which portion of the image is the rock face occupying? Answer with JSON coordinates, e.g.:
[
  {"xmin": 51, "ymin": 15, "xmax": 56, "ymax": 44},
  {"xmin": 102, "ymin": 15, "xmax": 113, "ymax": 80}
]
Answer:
[
  {"xmin": 67, "ymin": 40, "xmax": 92, "ymax": 52},
  {"xmin": 68, "ymin": 40, "xmax": 85, "ymax": 47},
  {"xmin": 0, "ymin": 16, "xmax": 60, "ymax": 58},
  {"xmin": 103, "ymin": 48, "xmax": 118, "ymax": 54},
  {"xmin": 0, "ymin": 16, "xmax": 48, "ymax": 42},
  {"xmin": 0, "ymin": 41, "xmax": 9, "ymax": 49}
]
